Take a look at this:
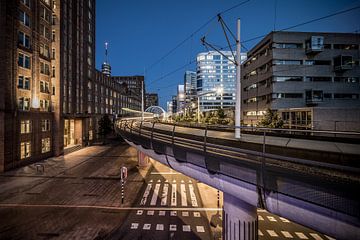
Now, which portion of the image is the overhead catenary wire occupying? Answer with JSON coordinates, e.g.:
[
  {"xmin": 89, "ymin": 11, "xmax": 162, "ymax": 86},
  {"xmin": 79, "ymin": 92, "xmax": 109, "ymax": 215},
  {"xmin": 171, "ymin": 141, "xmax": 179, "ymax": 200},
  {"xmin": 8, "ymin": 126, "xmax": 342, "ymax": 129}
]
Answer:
[{"xmin": 145, "ymin": 0, "xmax": 252, "ymax": 72}]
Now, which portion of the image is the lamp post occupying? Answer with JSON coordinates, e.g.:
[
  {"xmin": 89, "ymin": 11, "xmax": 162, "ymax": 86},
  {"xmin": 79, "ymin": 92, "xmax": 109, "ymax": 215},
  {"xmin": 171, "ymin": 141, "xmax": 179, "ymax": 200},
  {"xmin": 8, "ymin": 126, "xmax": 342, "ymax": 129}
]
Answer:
[{"xmin": 195, "ymin": 87, "xmax": 223, "ymax": 123}]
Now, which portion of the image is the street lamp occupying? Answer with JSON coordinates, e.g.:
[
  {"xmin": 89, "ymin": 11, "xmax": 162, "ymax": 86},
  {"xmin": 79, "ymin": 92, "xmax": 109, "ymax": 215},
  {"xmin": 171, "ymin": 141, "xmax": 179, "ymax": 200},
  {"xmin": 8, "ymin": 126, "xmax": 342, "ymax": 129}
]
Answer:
[{"xmin": 196, "ymin": 87, "xmax": 223, "ymax": 123}]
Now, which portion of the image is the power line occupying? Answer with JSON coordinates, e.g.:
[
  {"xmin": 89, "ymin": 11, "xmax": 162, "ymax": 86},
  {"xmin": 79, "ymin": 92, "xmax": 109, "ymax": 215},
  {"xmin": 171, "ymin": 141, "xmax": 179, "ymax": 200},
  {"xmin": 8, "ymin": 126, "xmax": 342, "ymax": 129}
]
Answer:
[{"xmin": 146, "ymin": 0, "xmax": 252, "ymax": 72}]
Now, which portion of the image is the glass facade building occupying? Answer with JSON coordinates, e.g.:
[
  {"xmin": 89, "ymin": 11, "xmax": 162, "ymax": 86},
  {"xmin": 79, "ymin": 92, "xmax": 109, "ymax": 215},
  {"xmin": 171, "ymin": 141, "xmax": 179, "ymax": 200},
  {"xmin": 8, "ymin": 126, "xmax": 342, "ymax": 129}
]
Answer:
[{"xmin": 196, "ymin": 51, "xmax": 246, "ymax": 111}]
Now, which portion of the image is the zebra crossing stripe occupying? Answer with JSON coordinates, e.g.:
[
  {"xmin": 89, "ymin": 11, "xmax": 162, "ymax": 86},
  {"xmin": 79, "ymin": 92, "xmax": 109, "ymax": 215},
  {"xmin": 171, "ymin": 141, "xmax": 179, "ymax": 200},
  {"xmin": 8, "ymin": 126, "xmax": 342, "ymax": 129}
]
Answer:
[
  {"xmin": 150, "ymin": 184, "xmax": 161, "ymax": 206},
  {"xmin": 161, "ymin": 184, "xmax": 169, "ymax": 206},
  {"xmin": 188, "ymin": 184, "xmax": 198, "ymax": 207},
  {"xmin": 181, "ymin": 184, "xmax": 187, "ymax": 206},
  {"xmin": 140, "ymin": 184, "xmax": 152, "ymax": 205},
  {"xmin": 171, "ymin": 184, "xmax": 177, "ymax": 206}
]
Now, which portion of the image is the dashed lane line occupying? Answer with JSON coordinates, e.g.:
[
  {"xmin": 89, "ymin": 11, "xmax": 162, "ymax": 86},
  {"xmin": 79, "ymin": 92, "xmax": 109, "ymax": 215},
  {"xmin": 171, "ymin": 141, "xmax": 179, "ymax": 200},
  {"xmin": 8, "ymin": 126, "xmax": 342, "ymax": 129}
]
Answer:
[
  {"xmin": 188, "ymin": 184, "xmax": 198, "ymax": 207},
  {"xmin": 181, "ymin": 184, "xmax": 187, "ymax": 207},
  {"xmin": 281, "ymin": 231, "xmax": 294, "ymax": 238},
  {"xmin": 150, "ymin": 184, "xmax": 160, "ymax": 206},
  {"xmin": 140, "ymin": 184, "xmax": 152, "ymax": 205},
  {"xmin": 171, "ymin": 184, "xmax": 177, "ymax": 206},
  {"xmin": 295, "ymin": 232, "xmax": 309, "ymax": 239},
  {"xmin": 160, "ymin": 183, "xmax": 169, "ymax": 206}
]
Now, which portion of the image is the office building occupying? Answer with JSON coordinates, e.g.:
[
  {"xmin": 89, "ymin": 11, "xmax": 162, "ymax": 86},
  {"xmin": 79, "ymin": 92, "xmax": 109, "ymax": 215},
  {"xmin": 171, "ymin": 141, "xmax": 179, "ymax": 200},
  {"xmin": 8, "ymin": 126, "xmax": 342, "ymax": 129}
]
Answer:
[
  {"xmin": 196, "ymin": 51, "xmax": 247, "ymax": 112},
  {"xmin": 145, "ymin": 93, "xmax": 159, "ymax": 108},
  {"xmin": 184, "ymin": 71, "xmax": 197, "ymax": 115},
  {"xmin": 241, "ymin": 31, "xmax": 360, "ymax": 130},
  {"xmin": 177, "ymin": 85, "xmax": 185, "ymax": 113}
]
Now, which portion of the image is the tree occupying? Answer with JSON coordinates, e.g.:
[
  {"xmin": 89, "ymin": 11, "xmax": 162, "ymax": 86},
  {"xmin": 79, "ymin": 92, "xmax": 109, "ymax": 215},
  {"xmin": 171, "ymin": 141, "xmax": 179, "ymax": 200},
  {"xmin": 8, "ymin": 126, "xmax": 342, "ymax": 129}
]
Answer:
[
  {"xmin": 98, "ymin": 114, "xmax": 113, "ymax": 143},
  {"xmin": 259, "ymin": 108, "xmax": 284, "ymax": 128}
]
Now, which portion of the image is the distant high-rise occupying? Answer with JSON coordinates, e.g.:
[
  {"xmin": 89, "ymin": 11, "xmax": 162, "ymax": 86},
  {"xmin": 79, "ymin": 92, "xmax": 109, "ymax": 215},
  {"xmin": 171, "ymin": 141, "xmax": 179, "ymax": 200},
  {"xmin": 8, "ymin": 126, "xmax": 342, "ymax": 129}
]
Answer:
[
  {"xmin": 177, "ymin": 85, "xmax": 185, "ymax": 113},
  {"xmin": 101, "ymin": 42, "xmax": 111, "ymax": 76},
  {"xmin": 196, "ymin": 51, "xmax": 246, "ymax": 112}
]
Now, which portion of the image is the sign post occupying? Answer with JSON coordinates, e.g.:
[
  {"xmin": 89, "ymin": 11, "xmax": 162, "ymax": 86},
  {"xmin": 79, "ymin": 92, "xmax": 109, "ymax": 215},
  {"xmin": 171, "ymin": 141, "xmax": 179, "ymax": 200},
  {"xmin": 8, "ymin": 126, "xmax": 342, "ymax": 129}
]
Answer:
[{"xmin": 120, "ymin": 166, "xmax": 128, "ymax": 204}]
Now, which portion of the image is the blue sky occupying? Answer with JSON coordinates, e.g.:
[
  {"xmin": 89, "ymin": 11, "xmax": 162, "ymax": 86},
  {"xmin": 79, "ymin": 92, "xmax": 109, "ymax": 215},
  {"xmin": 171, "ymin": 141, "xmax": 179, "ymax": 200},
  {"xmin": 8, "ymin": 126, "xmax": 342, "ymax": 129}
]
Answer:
[{"xmin": 96, "ymin": 0, "xmax": 360, "ymax": 108}]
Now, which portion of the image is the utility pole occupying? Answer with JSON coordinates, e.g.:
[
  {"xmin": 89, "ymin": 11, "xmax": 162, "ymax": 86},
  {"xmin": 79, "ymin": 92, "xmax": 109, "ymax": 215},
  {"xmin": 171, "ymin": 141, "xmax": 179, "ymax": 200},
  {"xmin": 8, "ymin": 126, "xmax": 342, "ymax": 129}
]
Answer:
[
  {"xmin": 235, "ymin": 19, "xmax": 241, "ymax": 139},
  {"xmin": 142, "ymin": 69, "xmax": 145, "ymax": 121}
]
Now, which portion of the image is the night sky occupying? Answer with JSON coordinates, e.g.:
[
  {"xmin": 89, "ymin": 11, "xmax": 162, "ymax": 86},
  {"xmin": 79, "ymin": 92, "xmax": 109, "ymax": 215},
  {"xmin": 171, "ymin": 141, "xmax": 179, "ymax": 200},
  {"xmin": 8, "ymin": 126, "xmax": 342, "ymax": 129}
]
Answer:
[{"xmin": 95, "ymin": 0, "xmax": 360, "ymax": 109}]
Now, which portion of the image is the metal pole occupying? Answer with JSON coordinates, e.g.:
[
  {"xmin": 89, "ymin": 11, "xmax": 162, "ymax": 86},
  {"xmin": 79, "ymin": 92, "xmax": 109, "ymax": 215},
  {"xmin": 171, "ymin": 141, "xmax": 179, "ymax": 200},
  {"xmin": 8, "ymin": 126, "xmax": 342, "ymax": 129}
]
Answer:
[
  {"xmin": 197, "ymin": 96, "xmax": 200, "ymax": 123},
  {"xmin": 141, "ymin": 79, "xmax": 144, "ymax": 121},
  {"xmin": 121, "ymin": 179, "xmax": 124, "ymax": 204},
  {"xmin": 235, "ymin": 18, "xmax": 241, "ymax": 139}
]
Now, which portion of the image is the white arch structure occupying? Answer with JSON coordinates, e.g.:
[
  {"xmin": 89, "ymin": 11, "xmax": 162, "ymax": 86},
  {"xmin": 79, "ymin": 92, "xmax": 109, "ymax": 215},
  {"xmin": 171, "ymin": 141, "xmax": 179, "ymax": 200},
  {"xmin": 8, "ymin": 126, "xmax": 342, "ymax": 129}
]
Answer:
[{"xmin": 145, "ymin": 106, "xmax": 167, "ymax": 119}]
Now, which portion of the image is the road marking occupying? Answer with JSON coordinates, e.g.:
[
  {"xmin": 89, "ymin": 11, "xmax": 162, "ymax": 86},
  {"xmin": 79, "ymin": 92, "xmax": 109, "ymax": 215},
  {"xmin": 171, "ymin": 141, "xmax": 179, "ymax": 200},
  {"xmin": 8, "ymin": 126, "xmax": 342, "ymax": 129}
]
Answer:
[
  {"xmin": 170, "ymin": 225, "xmax": 177, "ymax": 231},
  {"xmin": 171, "ymin": 184, "xmax": 177, "ymax": 206},
  {"xmin": 156, "ymin": 224, "xmax": 164, "ymax": 231},
  {"xmin": 183, "ymin": 225, "xmax": 191, "ymax": 232},
  {"xmin": 0, "ymin": 203, "xmax": 222, "ymax": 211},
  {"xmin": 295, "ymin": 232, "xmax": 309, "ymax": 239},
  {"xmin": 159, "ymin": 210, "xmax": 166, "ymax": 216},
  {"xmin": 172, "ymin": 179, "xmax": 176, "ymax": 183},
  {"xmin": 136, "ymin": 210, "xmax": 143, "ymax": 215},
  {"xmin": 182, "ymin": 211, "xmax": 189, "ymax": 217},
  {"xmin": 189, "ymin": 180, "xmax": 192, "ymax": 183},
  {"xmin": 143, "ymin": 224, "xmax": 151, "ymax": 230},
  {"xmin": 188, "ymin": 184, "xmax": 198, "ymax": 207},
  {"xmin": 150, "ymin": 172, "xmax": 180, "ymax": 175},
  {"xmin": 181, "ymin": 180, "xmax": 184, "ymax": 183},
  {"xmin": 147, "ymin": 210, "xmax": 154, "ymax": 215},
  {"xmin": 267, "ymin": 216, "xmax": 277, "ymax": 222},
  {"xmin": 165, "ymin": 180, "xmax": 169, "ymax": 183},
  {"xmin": 170, "ymin": 210, "xmax": 177, "ymax": 216},
  {"xmin": 130, "ymin": 223, "xmax": 139, "ymax": 229},
  {"xmin": 161, "ymin": 184, "xmax": 169, "ymax": 206},
  {"xmin": 258, "ymin": 215, "xmax": 264, "ymax": 221},
  {"xmin": 149, "ymin": 180, "xmax": 153, "ymax": 183},
  {"xmin": 140, "ymin": 184, "xmax": 152, "ymax": 205},
  {"xmin": 281, "ymin": 231, "xmax": 293, "ymax": 238},
  {"xmin": 258, "ymin": 230, "xmax": 263, "ymax": 236},
  {"xmin": 157, "ymin": 179, "xmax": 161, "ymax": 183},
  {"xmin": 267, "ymin": 230, "xmax": 279, "ymax": 237},
  {"xmin": 181, "ymin": 184, "xmax": 187, "ymax": 206},
  {"xmin": 194, "ymin": 212, "xmax": 201, "ymax": 217},
  {"xmin": 150, "ymin": 184, "xmax": 161, "ymax": 206},
  {"xmin": 196, "ymin": 226, "xmax": 205, "ymax": 233},
  {"xmin": 280, "ymin": 217, "xmax": 290, "ymax": 223},
  {"xmin": 310, "ymin": 233, "xmax": 323, "ymax": 240},
  {"xmin": 257, "ymin": 209, "xmax": 267, "ymax": 212}
]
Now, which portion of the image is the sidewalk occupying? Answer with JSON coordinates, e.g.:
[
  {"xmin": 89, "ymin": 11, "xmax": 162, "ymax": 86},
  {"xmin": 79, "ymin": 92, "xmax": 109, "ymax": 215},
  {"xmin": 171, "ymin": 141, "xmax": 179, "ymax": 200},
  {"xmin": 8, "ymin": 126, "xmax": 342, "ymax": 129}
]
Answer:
[{"xmin": 0, "ymin": 143, "xmax": 153, "ymax": 239}]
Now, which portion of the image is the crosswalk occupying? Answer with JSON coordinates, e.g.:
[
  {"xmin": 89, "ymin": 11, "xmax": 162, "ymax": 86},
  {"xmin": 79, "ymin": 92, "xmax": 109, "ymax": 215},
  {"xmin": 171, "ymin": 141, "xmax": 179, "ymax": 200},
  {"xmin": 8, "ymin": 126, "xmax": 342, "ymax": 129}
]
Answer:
[
  {"xmin": 140, "ymin": 179, "xmax": 199, "ymax": 207},
  {"xmin": 130, "ymin": 222, "xmax": 206, "ymax": 233}
]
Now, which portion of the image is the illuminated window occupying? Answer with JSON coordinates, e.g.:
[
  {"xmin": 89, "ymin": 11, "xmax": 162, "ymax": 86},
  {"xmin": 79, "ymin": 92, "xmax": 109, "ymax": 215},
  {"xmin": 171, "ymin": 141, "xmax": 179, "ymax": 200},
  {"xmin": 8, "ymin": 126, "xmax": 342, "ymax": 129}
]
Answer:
[
  {"xmin": 20, "ymin": 141, "xmax": 31, "ymax": 159},
  {"xmin": 41, "ymin": 138, "xmax": 51, "ymax": 153},
  {"xmin": 20, "ymin": 120, "xmax": 31, "ymax": 134}
]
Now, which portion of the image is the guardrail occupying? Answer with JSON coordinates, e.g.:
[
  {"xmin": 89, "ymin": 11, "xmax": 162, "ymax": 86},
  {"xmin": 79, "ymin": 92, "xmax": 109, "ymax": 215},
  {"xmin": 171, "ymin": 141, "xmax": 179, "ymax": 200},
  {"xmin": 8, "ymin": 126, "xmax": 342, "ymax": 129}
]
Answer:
[{"xmin": 116, "ymin": 119, "xmax": 360, "ymax": 220}]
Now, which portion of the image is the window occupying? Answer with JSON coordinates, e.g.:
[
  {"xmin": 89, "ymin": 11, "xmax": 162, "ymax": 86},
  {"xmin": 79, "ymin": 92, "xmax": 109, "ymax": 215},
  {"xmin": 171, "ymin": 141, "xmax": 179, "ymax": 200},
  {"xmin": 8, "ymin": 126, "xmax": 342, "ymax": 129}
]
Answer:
[
  {"xmin": 334, "ymin": 93, "xmax": 359, "ymax": 99},
  {"xmin": 52, "ymin": 66, "xmax": 55, "ymax": 77},
  {"xmin": 20, "ymin": 142, "xmax": 31, "ymax": 159},
  {"xmin": 52, "ymin": 30, "xmax": 56, "ymax": 42},
  {"xmin": 40, "ymin": 81, "xmax": 50, "ymax": 93},
  {"xmin": 40, "ymin": 6, "xmax": 51, "ymax": 22},
  {"xmin": 273, "ymin": 76, "xmax": 303, "ymax": 82},
  {"xmin": 333, "ymin": 44, "xmax": 359, "ymax": 50},
  {"xmin": 41, "ymin": 119, "xmax": 51, "ymax": 131},
  {"xmin": 273, "ymin": 43, "xmax": 303, "ymax": 49},
  {"xmin": 40, "ymin": 99, "xmax": 50, "ymax": 111},
  {"xmin": 21, "ymin": 0, "xmax": 31, "ymax": 7},
  {"xmin": 334, "ymin": 77, "xmax": 359, "ymax": 83},
  {"xmin": 19, "ymin": 10, "xmax": 30, "ymax": 27},
  {"xmin": 40, "ymin": 24, "xmax": 50, "ymax": 39},
  {"xmin": 18, "ymin": 97, "xmax": 30, "ymax": 110},
  {"xmin": 40, "ymin": 62, "xmax": 50, "ymax": 75},
  {"xmin": 40, "ymin": 44, "xmax": 50, "ymax": 58},
  {"xmin": 20, "ymin": 120, "xmax": 31, "ymax": 134},
  {"xmin": 41, "ymin": 138, "xmax": 51, "ymax": 153},
  {"xmin": 18, "ymin": 53, "xmax": 31, "ymax": 69},
  {"xmin": 18, "ymin": 76, "xmax": 30, "ymax": 89},
  {"xmin": 273, "ymin": 93, "xmax": 303, "ymax": 99},
  {"xmin": 304, "ymin": 60, "xmax": 331, "ymax": 65},
  {"xmin": 305, "ymin": 77, "xmax": 332, "ymax": 82},
  {"xmin": 18, "ymin": 31, "xmax": 30, "ymax": 48},
  {"xmin": 273, "ymin": 60, "xmax": 302, "ymax": 65}
]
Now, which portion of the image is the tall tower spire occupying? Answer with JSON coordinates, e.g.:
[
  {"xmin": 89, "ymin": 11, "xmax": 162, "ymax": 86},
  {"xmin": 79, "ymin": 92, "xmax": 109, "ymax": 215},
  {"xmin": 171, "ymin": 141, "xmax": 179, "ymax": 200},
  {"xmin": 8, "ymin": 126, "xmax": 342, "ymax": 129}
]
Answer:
[{"xmin": 101, "ymin": 42, "xmax": 111, "ymax": 76}]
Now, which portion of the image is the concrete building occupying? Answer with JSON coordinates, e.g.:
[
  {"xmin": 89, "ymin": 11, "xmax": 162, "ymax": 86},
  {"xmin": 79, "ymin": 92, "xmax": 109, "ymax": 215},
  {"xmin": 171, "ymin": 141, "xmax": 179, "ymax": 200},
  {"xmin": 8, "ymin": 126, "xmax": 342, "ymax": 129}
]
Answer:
[
  {"xmin": 241, "ymin": 31, "xmax": 360, "ymax": 130},
  {"xmin": 145, "ymin": 93, "xmax": 159, "ymax": 108},
  {"xmin": 196, "ymin": 51, "xmax": 247, "ymax": 112}
]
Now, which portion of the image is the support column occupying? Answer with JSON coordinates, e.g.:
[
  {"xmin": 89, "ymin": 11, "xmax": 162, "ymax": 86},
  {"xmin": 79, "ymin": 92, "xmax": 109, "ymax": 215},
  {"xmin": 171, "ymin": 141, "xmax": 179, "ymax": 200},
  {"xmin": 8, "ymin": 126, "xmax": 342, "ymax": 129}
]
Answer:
[
  {"xmin": 223, "ymin": 193, "xmax": 258, "ymax": 240},
  {"xmin": 137, "ymin": 151, "xmax": 149, "ymax": 167}
]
